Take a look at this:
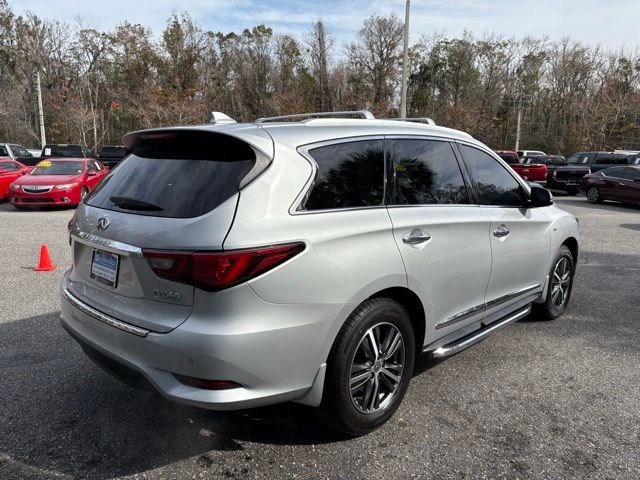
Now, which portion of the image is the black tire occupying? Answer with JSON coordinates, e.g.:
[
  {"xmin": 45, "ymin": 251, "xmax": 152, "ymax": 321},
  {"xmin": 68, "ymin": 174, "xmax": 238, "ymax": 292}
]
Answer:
[
  {"xmin": 533, "ymin": 245, "xmax": 575, "ymax": 320},
  {"xmin": 586, "ymin": 186, "xmax": 603, "ymax": 204},
  {"xmin": 316, "ymin": 298, "xmax": 415, "ymax": 436},
  {"xmin": 566, "ymin": 187, "xmax": 579, "ymax": 196}
]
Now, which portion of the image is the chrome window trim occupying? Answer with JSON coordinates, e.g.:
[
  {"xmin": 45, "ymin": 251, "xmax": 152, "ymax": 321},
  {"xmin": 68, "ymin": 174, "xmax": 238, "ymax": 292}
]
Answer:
[
  {"xmin": 291, "ymin": 135, "xmax": 386, "ymax": 215},
  {"xmin": 62, "ymin": 287, "xmax": 149, "ymax": 337},
  {"xmin": 71, "ymin": 231, "xmax": 144, "ymax": 258}
]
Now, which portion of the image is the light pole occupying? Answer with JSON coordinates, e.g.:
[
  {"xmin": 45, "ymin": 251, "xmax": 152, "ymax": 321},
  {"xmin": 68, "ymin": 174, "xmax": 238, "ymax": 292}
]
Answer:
[
  {"xmin": 35, "ymin": 69, "xmax": 47, "ymax": 148},
  {"xmin": 400, "ymin": 0, "xmax": 410, "ymax": 118}
]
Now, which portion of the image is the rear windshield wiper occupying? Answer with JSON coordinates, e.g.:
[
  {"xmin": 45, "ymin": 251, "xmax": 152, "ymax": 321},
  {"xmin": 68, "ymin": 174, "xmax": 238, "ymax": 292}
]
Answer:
[{"xmin": 110, "ymin": 196, "xmax": 164, "ymax": 211}]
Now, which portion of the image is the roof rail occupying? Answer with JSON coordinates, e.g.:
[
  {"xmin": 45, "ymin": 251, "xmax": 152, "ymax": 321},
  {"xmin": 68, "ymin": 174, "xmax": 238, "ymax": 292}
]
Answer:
[
  {"xmin": 255, "ymin": 110, "xmax": 375, "ymax": 123},
  {"xmin": 380, "ymin": 117, "xmax": 436, "ymax": 126},
  {"xmin": 210, "ymin": 111, "xmax": 237, "ymax": 125}
]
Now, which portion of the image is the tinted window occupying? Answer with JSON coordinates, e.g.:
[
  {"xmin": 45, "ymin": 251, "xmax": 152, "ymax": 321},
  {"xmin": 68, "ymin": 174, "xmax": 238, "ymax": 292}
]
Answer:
[
  {"xmin": 0, "ymin": 162, "xmax": 19, "ymax": 171},
  {"xmin": 460, "ymin": 145, "xmax": 525, "ymax": 206},
  {"xmin": 597, "ymin": 154, "xmax": 628, "ymax": 165},
  {"xmin": 99, "ymin": 146, "xmax": 127, "ymax": 159},
  {"xmin": 497, "ymin": 152, "xmax": 519, "ymax": 164},
  {"xmin": 623, "ymin": 167, "xmax": 640, "ymax": 180},
  {"xmin": 567, "ymin": 154, "xmax": 591, "ymax": 165},
  {"xmin": 389, "ymin": 139, "xmax": 469, "ymax": 205},
  {"xmin": 602, "ymin": 167, "xmax": 626, "ymax": 178},
  {"xmin": 43, "ymin": 145, "xmax": 84, "ymax": 157},
  {"xmin": 86, "ymin": 133, "xmax": 257, "ymax": 218},
  {"xmin": 305, "ymin": 140, "xmax": 384, "ymax": 210},
  {"xmin": 0, "ymin": 146, "xmax": 8, "ymax": 156}
]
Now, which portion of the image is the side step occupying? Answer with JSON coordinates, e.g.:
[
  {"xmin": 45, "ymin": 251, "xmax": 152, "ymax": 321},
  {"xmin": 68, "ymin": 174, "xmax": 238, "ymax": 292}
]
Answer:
[{"xmin": 426, "ymin": 305, "xmax": 531, "ymax": 358}]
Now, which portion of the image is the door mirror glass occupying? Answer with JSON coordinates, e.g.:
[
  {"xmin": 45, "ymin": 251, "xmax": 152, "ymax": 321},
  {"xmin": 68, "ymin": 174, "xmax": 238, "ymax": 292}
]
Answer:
[
  {"xmin": 86, "ymin": 169, "xmax": 96, "ymax": 177},
  {"xmin": 529, "ymin": 186, "xmax": 553, "ymax": 207},
  {"xmin": 633, "ymin": 177, "xmax": 640, "ymax": 182}
]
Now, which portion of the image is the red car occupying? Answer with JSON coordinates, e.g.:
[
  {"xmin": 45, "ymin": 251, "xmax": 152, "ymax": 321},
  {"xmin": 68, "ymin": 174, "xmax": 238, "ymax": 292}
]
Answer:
[
  {"xmin": 495, "ymin": 150, "xmax": 548, "ymax": 184},
  {"xmin": 0, "ymin": 160, "xmax": 31, "ymax": 199},
  {"xmin": 582, "ymin": 166, "xmax": 640, "ymax": 205},
  {"xmin": 9, "ymin": 158, "xmax": 108, "ymax": 208}
]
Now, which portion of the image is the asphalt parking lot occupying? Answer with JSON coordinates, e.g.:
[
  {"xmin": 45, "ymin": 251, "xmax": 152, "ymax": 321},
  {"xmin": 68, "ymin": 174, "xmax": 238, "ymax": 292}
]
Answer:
[{"xmin": 0, "ymin": 196, "xmax": 638, "ymax": 480}]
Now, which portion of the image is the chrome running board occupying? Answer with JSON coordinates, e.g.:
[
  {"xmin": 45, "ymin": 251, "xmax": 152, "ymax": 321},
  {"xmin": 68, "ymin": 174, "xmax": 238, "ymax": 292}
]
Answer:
[{"xmin": 427, "ymin": 305, "xmax": 531, "ymax": 358}]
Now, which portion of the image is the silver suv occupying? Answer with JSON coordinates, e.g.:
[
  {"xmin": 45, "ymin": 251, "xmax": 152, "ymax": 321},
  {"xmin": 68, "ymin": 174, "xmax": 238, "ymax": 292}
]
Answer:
[{"xmin": 61, "ymin": 111, "xmax": 580, "ymax": 435}]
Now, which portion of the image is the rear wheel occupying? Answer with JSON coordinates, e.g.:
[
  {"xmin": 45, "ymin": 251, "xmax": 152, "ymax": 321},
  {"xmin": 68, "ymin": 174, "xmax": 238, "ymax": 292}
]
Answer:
[
  {"xmin": 586, "ymin": 186, "xmax": 603, "ymax": 203},
  {"xmin": 316, "ymin": 298, "xmax": 415, "ymax": 436},
  {"xmin": 566, "ymin": 187, "xmax": 579, "ymax": 196},
  {"xmin": 533, "ymin": 245, "xmax": 575, "ymax": 320}
]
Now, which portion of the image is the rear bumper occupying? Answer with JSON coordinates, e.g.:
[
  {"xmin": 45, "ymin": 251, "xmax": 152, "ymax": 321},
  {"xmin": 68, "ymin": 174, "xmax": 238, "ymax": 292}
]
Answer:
[
  {"xmin": 546, "ymin": 178, "xmax": 581, "ymax": 190},
  {"xmin": 60, "ymin": 271, "xmax": 340, "ymax": 410}
]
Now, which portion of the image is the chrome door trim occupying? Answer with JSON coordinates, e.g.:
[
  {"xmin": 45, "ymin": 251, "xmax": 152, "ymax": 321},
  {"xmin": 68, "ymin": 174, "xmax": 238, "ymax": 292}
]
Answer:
[
  {"xmin": 485, "ymin": 284, "xmax": 541, "ymax": 310},
  {"xmin": 62, "ymin": 287, "xmax": 149, "ymax": 337},
  {"xmin": 71, "ymin": 231, "xmax": 144, "ymax": 258},
  {"xmin": 435, "ymin": 283, "xmax": 541, "ymax": 330},
  {"xmin": 435, "ymin": 304, "xmax": 485, "ymax": 330}
]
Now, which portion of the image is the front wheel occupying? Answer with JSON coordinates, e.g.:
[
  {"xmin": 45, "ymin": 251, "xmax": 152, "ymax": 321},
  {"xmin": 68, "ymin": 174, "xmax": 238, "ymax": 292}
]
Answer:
[
  {"xmin": 316, "ymin": 298, "xmax": 415, "ymax": 436},
  {"xmin": 586, "ymin": 186, "xmax": 603, "ymax": 203},
  {"xmin": 533, "ymin": 245, "xmax": 575, "ymax": 320}
]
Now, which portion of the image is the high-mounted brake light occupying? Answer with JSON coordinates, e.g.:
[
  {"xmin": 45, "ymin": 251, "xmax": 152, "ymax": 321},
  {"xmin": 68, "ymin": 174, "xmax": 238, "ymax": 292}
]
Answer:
[{"xmin": 143, "ymin": 242, "xmax": 305, "ymax": 291}]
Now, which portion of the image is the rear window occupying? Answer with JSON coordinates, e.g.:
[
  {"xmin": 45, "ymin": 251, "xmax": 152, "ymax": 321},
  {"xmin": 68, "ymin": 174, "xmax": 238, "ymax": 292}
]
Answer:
[
  {"xmin": 0, "ymin": 146, "xmax": 8, "ymax": 156},
  {"xmin": 498, "ymin": 153, "xmax": 519, "ymax": 164},
  {"xmin": 43, "ymin": 145, "xmax": 84, "ymax": 157},
  {"xmin": 596, "ymin": 154, "xmax": 628, "ymax": 165},
  {"xmin": 86, "ymin": 131, "xmax": 260, "ymax": 218},
  {"xmin": 99, "ymin": 146, "xmax": 127, "ymax": 159}
]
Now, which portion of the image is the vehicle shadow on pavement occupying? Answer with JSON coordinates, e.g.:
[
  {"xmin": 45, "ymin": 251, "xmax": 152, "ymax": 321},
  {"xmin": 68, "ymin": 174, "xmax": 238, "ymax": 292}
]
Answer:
[{"xmin": 0, "ymin": 313, "xmax": 343, "ymax": 479}]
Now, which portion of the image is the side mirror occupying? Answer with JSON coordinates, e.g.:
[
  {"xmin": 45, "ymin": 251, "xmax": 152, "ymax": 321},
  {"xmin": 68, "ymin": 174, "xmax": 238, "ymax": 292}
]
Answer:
[
  {"xmin": 633, "ymin": 177, "xmax": 640, "ymax": 182},
  {"xmin": 86, "ymin": 170, "xmax": 96, "ymax": 177},
  {"xmin": 529, "ymin": 186, "xmax": 553, "ymax": 208}
]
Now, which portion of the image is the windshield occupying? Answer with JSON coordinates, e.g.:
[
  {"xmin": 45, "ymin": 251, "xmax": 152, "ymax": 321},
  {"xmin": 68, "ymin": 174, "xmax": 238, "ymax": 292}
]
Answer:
[{"xmin": 31, "ymin": 161, "xmax": 84, "ymax": 176}]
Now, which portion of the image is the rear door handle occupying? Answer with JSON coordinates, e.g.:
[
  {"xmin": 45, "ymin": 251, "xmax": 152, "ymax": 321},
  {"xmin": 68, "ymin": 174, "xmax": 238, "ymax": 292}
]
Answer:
[
  {"xmin": 402, "ymin": 229, "xmax": 431, "ymax": 245},
  {"xmin": 493, "ymin": 224, "xmax": 510, "ymax": 238}
]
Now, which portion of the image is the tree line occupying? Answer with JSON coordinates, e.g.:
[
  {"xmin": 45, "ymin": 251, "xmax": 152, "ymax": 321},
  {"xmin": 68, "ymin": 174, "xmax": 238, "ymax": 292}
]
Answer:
[{"xmin": 1, "ymin": 0, "xmax": 639, "ymax": 155}]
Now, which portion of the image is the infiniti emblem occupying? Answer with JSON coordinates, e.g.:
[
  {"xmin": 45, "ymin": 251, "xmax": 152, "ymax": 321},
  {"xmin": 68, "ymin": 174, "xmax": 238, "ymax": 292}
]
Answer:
[{"xmin": 96, "ymin": 217, "xmax": 110, "ymax": 231}]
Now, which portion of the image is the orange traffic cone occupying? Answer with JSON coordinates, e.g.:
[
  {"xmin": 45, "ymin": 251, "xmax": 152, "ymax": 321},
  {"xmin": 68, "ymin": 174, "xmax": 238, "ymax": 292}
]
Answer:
[{"xmin": 34, "ymin": 244, "xmax": 56, "ymax": 271}]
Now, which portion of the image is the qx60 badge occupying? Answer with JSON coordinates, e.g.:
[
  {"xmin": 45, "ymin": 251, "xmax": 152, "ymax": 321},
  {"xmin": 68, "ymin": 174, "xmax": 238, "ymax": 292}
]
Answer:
[{"xmin": 96, "ymin": 217, "xmax": 110, "ymax": 231}]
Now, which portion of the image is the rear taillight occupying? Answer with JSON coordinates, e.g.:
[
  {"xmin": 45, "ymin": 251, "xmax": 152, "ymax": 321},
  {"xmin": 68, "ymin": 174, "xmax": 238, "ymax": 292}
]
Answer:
[{"xmin": 143, "ymin": 242, "xmax": 305, "ymax": 291}]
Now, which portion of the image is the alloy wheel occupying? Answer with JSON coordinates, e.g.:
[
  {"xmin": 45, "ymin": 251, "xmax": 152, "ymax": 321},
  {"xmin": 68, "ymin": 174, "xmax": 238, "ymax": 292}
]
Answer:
[
  {"xmin": 551, "ymin": 257, "xmax": 571, "ymax": 309},
  {"xmin": 587, "ymin": 186, "xmax": 599, "ymax": 203},
  {"xmin": 349, "ymin": 322, "xmax": 405, "ymax": 414}
]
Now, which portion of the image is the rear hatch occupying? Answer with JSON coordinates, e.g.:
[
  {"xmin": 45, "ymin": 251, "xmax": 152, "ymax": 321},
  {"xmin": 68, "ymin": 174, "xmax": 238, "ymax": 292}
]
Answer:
[
  {"xmin": 555, "ymin": 166, "xmax": 589, "ymax": 184},
  {"xmin": 66, "ymin": 127, "xmax": 273, "ymax": 332}
]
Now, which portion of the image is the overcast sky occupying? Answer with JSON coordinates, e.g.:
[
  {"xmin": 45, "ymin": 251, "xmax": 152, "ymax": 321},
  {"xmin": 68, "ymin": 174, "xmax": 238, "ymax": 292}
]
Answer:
[{"xmin": 9, "ymin": 0, "xmax": 640, "ymax": 50}]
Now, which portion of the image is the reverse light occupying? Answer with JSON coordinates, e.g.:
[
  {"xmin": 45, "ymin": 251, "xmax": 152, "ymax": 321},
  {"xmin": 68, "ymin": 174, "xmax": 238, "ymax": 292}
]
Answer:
[
  {"xmin": 143, "ymin": 242, "xmax": 305, "ymax": 291},
  {"xmin": 54, "ymin": 182, "xmax": 79, "ymax": 191}
]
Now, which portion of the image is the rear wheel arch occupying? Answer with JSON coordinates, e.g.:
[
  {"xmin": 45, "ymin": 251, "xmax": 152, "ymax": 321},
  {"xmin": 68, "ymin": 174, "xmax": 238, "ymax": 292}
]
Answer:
[{"xmin": 368, "ymin": 287, "xmax": 426, "ymax": 355}]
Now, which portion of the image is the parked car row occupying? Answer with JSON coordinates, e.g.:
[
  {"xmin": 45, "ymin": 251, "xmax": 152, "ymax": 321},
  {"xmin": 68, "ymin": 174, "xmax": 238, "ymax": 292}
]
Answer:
[
  {"xmin": 495, "ymin": 148, "xmax": 640, "ymax": 204},
  {"xmin": 0, "ymin": 142, "xmax": 128, "ymax": 168}
]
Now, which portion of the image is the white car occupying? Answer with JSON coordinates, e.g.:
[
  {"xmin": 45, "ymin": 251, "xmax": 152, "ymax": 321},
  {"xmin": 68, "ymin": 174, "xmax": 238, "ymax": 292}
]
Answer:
[{"xmin": 61, "ymin": 111, "xmax": 580, "ymax": 436}]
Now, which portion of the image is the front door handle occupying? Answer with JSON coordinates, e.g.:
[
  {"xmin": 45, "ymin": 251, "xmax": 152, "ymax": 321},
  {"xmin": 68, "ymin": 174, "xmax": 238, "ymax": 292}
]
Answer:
[
  {"xmin": 493, "ymin": 224, "xmax": 510, "ymax": 238},
  {"xmin": 402, "ymin": 229, "xmax": 432, "ymax": 245}
]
